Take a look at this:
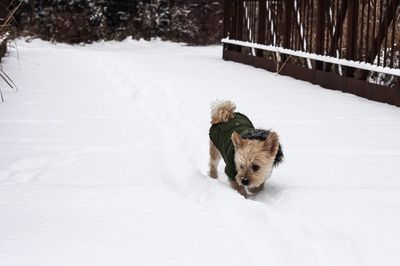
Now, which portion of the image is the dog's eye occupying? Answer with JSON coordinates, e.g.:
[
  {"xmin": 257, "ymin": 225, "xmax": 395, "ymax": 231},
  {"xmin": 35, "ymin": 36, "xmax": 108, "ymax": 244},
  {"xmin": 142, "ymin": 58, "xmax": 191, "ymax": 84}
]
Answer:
[
  {"xmin": 252, "ymin": 164, "xmax": 260, "ymax": 171},
  {"xmin": 240, "ymin": 165, "xmax": 244, "ymax": 169}
]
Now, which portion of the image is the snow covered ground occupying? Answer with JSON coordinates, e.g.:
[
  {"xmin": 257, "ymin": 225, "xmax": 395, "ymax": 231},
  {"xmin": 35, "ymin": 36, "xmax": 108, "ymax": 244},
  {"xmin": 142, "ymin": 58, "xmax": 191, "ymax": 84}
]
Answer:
[{"xmin": 1, "ymin": 39, "xmax": 400, "ymax": 266}]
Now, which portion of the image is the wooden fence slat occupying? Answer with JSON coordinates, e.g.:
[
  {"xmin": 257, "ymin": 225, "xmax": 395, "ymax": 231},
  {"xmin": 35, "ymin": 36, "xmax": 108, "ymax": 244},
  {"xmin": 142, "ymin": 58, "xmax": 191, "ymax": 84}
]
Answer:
[
  {"xmin": 346, "ymin": 0, "xmax": 359, "ymax": 77},
  {"xmin": 315, "ymin": 0, "xmax": 325, "ymax": 70},
  {"xmin": 256, "ymin": 0, "xmax": 266, "ymax": 56}
]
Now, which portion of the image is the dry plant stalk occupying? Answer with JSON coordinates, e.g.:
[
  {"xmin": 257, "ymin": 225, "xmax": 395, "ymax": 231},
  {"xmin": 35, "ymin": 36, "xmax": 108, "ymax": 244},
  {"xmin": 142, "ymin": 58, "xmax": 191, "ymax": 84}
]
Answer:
[{"xmin": 0, "ymin": 1, "xmax": 23, "ymax": 102}]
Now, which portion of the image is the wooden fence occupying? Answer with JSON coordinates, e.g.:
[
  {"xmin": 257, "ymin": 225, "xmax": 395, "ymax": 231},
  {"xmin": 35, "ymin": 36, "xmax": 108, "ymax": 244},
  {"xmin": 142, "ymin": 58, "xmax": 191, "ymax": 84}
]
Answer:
[{"xmin": 222, "ymin": 0, "xmax": 400, "ymax": 107}]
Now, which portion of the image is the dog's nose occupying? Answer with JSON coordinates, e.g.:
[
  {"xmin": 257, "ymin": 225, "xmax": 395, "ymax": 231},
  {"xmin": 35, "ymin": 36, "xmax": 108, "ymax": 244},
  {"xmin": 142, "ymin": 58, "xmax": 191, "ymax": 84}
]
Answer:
[{"xmin": 241, "ymin": 177, "xmax": 249, "ymax": 186}]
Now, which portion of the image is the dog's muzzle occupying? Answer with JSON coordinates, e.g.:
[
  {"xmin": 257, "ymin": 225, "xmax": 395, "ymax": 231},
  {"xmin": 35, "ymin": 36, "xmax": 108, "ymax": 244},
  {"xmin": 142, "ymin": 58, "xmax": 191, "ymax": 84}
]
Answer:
[{"xmin": 241, "ymin": 177, "xmax": 249, "ymax": 186}]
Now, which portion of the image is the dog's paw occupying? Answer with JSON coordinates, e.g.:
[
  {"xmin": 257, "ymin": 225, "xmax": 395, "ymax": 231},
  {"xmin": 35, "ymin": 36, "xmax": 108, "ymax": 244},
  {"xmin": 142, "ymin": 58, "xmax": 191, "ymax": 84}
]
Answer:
[{"xmin": 208, "ymin": 170, "xmax": 218, "ymax": 179}]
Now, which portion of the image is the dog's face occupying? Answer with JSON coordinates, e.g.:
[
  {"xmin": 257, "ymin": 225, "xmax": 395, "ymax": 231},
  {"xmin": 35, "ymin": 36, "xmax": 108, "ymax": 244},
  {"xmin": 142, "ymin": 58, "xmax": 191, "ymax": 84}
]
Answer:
[{"xmin": 231, "ymin": 131, "xmax": 280, "ymax": 192}]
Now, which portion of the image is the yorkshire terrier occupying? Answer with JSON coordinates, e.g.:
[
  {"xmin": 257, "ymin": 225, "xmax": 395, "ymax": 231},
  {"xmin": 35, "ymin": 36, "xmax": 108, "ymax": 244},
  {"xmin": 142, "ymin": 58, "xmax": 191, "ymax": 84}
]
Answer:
[{"xmin": 208, "ymin": 100, "xmax": 283, "ymax": 198}]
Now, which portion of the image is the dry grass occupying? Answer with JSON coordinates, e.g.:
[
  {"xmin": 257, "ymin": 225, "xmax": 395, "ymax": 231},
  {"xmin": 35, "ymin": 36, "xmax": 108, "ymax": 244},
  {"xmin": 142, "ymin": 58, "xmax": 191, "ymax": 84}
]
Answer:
[{"xmin": 0, "ymin": 1, "xmax": 22, "ymax": 102}]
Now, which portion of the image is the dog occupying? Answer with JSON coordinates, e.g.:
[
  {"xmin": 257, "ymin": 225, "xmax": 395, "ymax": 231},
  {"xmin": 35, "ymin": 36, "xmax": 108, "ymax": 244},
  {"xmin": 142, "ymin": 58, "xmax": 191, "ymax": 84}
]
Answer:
[{"xmin": 208, "ymin": 100, "xmax": 283, "ymax": 197}]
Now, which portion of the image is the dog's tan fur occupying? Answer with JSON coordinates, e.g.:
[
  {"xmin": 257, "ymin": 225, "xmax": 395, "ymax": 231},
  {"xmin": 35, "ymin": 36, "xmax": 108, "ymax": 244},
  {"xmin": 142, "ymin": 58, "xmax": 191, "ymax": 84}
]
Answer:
[
  {"xmin": 210, "ymin": 100, "xmax": 236, "ymax": 124},
  {"xmin": 209, "ymin": 100, "xmax": 280, "ymax": 197},
  {"xmin": 208, "ymin": 140, "xmax": 221, "ymax": 179}
]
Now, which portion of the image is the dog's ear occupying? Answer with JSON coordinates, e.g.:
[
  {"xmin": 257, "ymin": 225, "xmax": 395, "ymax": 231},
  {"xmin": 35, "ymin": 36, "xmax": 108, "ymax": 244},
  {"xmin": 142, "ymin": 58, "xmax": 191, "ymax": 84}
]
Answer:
[
  {"xmin": 264, "ymin": 132, "xmax": 279, "ymax": 156},
  {"xmin": 231, "ymin": 131, "xmax": 243, "ymax": 150}
]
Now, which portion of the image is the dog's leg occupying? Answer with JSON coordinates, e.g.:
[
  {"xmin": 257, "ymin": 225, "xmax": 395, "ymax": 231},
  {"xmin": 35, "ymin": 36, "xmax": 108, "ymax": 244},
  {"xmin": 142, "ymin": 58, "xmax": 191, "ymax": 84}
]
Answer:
[
  {"xmin": 209, "ymin": 140, "xmax": 221, "ymax": 179},
  {"xmin": 229, "ymin": 180, "xmax": 248, "ymax": 198}
]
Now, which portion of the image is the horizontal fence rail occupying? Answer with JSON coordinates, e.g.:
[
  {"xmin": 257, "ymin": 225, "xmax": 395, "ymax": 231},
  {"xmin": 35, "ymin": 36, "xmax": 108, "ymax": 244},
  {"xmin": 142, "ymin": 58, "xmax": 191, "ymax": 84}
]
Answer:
[
  {"xmin": 222, "ymin": 0, "xmax": 400, "ymax": 107},
  {"xmin": 222, "ymin": 38, "xmax": 400, "ymax": 76}
]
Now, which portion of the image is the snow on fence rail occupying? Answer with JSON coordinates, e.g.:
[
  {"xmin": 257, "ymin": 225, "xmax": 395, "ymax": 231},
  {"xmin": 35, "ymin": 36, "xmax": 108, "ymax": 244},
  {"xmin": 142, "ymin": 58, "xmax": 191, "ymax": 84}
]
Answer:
[
  {"xmin": 222, "ymin": 0, "xmax": 400, "ymax": 107},
  {"xmin": 222, "ymin": 38, "xmax": 400, "ymax": 77}
]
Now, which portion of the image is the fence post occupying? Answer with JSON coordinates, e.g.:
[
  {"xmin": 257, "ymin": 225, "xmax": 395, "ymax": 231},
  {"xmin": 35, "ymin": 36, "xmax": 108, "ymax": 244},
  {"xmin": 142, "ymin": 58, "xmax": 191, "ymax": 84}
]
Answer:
[
  {"xmin": 345, "ymin": 0, "xmax": 359, "ymax": 78},
  {"xmin": 256, "ymin": 0, "xmax": 266, "ymax": 56},
  {"xmin": 315, "ymin": 0, "xmax": 325, "ymax": 70},
  {"xmin": 282, "ymin": 0, "xmax": 292, "ymax": 49},
  {"xmin": 223, "ymin": 0, "xmax": 232, "ymax": 51},
  {"xmin": 223, "ymin": 0, "xmax": 230, "ymax": 39},
  {"xmin": 235, "ymin": 0, "xmax": 244, "ymax": 52},
  {"xmin": 231, "ymin": 0, "xmax": 237, "ymax": 40}
]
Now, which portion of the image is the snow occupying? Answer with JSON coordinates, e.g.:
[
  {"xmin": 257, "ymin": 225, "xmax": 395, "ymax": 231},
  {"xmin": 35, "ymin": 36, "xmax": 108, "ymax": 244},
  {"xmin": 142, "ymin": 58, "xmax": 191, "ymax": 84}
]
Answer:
[
  {"xmin": 222, "ymin": 38, "xmax": 400, "ymax": 76},
  {"xmin": 1, "ymin": 38, "xmax": 400, "ymax": 266}
]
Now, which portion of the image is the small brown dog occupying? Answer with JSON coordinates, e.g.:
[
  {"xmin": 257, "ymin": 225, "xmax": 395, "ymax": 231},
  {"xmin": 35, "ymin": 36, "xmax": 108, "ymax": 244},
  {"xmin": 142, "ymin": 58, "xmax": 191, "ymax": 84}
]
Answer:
[{"xmin": 208, "ymin": 100, "xmax": 283, "ymax": 197}]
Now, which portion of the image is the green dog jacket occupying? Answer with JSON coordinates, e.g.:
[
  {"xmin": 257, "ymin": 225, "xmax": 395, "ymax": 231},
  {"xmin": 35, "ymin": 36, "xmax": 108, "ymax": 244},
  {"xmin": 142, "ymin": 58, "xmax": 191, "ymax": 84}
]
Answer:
[{"xmin": 209, "ymin": 112, "xmax": 255, "ymax": 180}]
